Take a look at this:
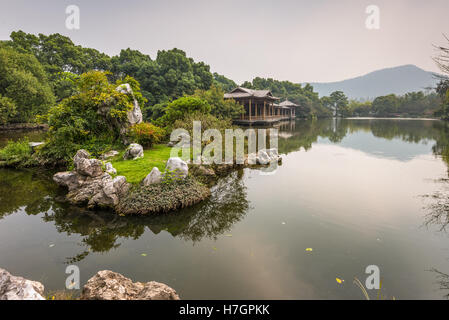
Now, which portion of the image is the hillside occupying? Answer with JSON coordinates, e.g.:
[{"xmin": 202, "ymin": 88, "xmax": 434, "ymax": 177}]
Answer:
[{"xmin": 308, "ymin": 65, "xmax": 440, "ymax": 100}]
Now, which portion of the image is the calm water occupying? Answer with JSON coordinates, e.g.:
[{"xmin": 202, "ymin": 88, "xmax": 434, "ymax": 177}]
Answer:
[{"xmin": 1, "ymin": 119, "xmax": 449, "ymax": 299}]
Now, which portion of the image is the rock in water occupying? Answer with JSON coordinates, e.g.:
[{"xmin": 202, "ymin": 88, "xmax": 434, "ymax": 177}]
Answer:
[
  {"xmin": 257, "ymin": 149, "xmax": 270, "ymax": 165},
  {"xmin": 143, "ymin": 167, "xmax": 162, "ymax": 186},
  {"xmin": 165, "ymin": 157, "xmax": 189, "ymax": 179},
  {"xmin": 80, "ymin": 270, "xmax": 180, "ymax": 300},
  {"xmin": 53, "ymin": 150, "xmax": 130, "ymax": 209},
  {"xmin": 116, "ymin": 83, "xmax": 143, "ymax": 126},
  {"xmin": 123, "ymin": 143, "xmax": 144, "ymax": 160},
  {"xmin": 0, "ymin": 268, "xmax": 45, "ymax": 300}
]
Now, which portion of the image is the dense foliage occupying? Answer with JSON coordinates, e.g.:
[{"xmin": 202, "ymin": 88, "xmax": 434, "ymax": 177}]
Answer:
[
  {"xmin": 129, "ymin": 122, "xmax": 165, "ymax": 148},
  {"xmin": 38, "ymin": 71, "xmax": 139, "ymax": 164},
  {"xmin": 0, "ymin": 44, "xmax": 55, "ymax": 123}
]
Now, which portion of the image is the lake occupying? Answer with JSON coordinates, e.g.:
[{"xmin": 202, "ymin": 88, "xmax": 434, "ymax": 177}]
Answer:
[{"xmin": 1, "ymin": 118, "xmax": 449, "ymax": 299}]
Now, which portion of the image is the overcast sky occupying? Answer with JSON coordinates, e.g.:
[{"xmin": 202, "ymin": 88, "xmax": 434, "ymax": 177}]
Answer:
[{"xmin": 1, "ymin": 0, "xmax": 448, "ymax": 84}]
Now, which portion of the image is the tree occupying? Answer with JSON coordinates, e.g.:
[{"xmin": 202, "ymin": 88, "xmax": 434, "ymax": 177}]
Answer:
[
  {"xmin": 434, "ymin": 36, "xmax": 449, "ymax": 120},
  {"xmin": 329, "ymin": 91, "xmax": 349, "ymax": 117},
  {"xmin": 0, "ymin": 45, "xmax": 55, "ymax": 123},
  {"xmin": 7, "ymin": 31, "xmax": 111, "ymax": 78},
  {"xmin": 193, "ymin": 85, "xmax": 244, "ymax": 119},
  {"xmin": 38, "ymin": 71, "xmax": 140, "ymax": 163},
  {"xmin": 154, "ymin": 96, "xmax": 211, "ymax": 128},
  {"xmin": 372, "ymin": 94, "xmax": 399, "ymax": 116}
]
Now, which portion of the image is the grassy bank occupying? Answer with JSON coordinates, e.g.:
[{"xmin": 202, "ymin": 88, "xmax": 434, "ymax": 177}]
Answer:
[{"xmin": 109, "ymin": 144, "xmax": 172, "ymax": 184}]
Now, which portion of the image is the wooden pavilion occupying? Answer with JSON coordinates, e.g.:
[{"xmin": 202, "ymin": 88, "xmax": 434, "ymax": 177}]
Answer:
[{"xmin": 224, "ymin": 87, "xmax": 298, "ymax": 125}]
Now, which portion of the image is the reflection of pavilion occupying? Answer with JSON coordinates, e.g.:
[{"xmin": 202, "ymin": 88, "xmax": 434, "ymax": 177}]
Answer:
[{"xmin": 224, "ymin": 87, "xmax": 298, "ymax": 125}]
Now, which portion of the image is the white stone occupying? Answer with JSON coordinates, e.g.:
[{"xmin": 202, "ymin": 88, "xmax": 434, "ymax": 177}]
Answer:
[
  {"xmin": 123, "ymin": 143, "xmax": 144, "ymax": 160},
  {"xmin": 105, "ymin": 162, "xmax": 117, "ymax": 175},
  {"xmin": 143, "ymin": 167, "xmax": 162, "ymax": 186},
  {"xmin": 165, "ymin": 157, "xmax": 189, "ymax": 179},
  {"xmin": 116, "ymin": 83, "xmax": 143, "ymax": 126},
  {"xmin": 0, "ymin": 268, "xmax": 45, "ymax": 300},
  {"xmin": 257, "ymin": 150, "xmax": 270, "ymax": 165}
]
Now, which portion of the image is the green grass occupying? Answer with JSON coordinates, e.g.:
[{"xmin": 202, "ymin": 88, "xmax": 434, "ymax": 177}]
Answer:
[{"xmin": 109, "ymin": 144, "xmax": 172, "ymax": 184}]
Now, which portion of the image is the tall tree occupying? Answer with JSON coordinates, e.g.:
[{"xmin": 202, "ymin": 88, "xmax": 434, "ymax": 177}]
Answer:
[{"xmin": 0, "ymin": 44, "xmax": 55, "ymax": 123}]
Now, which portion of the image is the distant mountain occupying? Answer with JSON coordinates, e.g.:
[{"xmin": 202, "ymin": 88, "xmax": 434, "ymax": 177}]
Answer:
[{"xmin": 308, "ymin": 65, "xmax": 440, "ymax": 100}]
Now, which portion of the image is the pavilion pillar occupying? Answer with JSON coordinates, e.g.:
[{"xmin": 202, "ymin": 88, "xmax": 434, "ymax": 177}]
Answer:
[
  {"xmin": 249, "ymin": 99, "xmax": 252, "ymax": 121},
  {"xmin": 263, "ymin": 101, "xmax": 266, "ymax": 120}
]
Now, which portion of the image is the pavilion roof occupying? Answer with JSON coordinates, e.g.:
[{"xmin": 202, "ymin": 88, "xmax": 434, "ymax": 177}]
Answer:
[
  {"xmin": 224, "ymin": 87, "xmax": 279, "ymax": 101},
  {"xmin": 279, "ymin": 100, "xmax": 299, "ymax": 108}
]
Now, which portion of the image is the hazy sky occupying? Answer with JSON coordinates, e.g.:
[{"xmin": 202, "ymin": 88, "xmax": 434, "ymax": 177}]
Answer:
[{"xmin": 1, "ymin": 0, "xmax": 448, "ymax": 83}]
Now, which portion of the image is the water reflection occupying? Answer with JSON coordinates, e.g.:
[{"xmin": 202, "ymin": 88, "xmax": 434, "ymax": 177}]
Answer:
[
  {"xmin": 0, "ymin": 168, "xmax": 249, "ymax": 263},
  {"xmin": 3, "ymin": 119, "xmax": 449, "ymax": 298}
]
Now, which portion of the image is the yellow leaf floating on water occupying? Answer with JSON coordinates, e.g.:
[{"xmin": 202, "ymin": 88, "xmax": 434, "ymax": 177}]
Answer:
[
  {"xmin": 213, "ymin": 247, "xmax": 217, "ymax": 251},
  {"xmin": 141, "ymin": 253, "xmax": 147, "ymax": 257},
  {"xmin": 305, "ymin": 248, "xmax": 313, "ymax": 252},
  {"xmin": 336, "ymin": 278, "xmax": 345, "ymax": 284}
]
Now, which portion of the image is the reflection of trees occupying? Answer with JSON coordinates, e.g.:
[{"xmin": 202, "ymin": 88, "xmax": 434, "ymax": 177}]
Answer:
[
  {"xmin": 429, "ymin": 268, "xmax": 449, "ymax": 299},
  {"xmin": 39, "ymin": 170, "xmax": 249, "ymax": 262},
  {"xmin": 277, "ymin": 118, "xmax": 446, "ymax": 156},
  {"xmin": 0, "ymin": 168, "xmax": 60, "ymax": 219}
]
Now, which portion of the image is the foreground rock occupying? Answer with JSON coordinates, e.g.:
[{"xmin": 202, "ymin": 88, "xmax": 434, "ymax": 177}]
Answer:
[
  {"xmin": 0, "ymin": 268, "xmax": 45, "ymax": 300},
  {"xmin": 123, "ymin": 143, "xmax": 144, "ymax": 160},
  {"xmin": 53, "ymin": 150, "xmax": 130, "ymax": 209},
  {"xmin": 81, "ymin": 270, "xmax": 180, "ymax": 300}
]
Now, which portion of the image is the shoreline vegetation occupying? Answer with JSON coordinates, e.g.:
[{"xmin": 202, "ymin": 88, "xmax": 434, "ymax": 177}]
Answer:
[{"xmin": 0, "ymin": 30, "xmax": 448, "ymax": 217}]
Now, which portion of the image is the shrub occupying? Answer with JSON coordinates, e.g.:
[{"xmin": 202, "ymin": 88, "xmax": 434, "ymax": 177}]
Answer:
[
  {"xmin": 38, "ymin": 71, "xmax": 144, "ymax": 164},
  {"xmin": 116, "ymin": 177, "xmax": 210, "ymax": 215},
  {"xmin": 0, "ymin": 138, "xmax": 33, "ymax": 166},
  {"xmin": 129, "ymin": 122, "xmax": 165, "ymax": 148}
]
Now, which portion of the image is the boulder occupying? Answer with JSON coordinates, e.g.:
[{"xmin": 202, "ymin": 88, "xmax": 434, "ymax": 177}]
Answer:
[
  {"xmin": 257, "ymin": 150, "xmax": 271, "ymax": 165},
  {"xmin": 53, "ymin": 171, "xmax": 85, "ymax": 192},
  {"xmin": 123, "ymin": 143, "xmax": 144, "ymax": 160},
  {"xmin": 116, "ymin": 83, "xmax": 143, "ymax": 126},
  {"xmin": 101, "ymin": 150, "xmax": 119, "ymax": 160},
  {"xmin": 73, "ymin": 149, "xmax": 103, "ymax": 177},
  {"xmin": 105, "ymin": 162, "xmax": 117, "ymax": 175},
  {"xmin": 54, "ymin": 150, "xmax": 130, "ymax": 209},
  {"xmin": 165, "ymin": 157, "xmax": 188, "ymax": 179},
  {"xmin": 0, "ymin": 268, "xmax": 45, "ymax": 300},
  {"xmin": 143, "ymin": 167, "xmax": 162, "ymax": 186},
  {"xmin": 80, "ymin": 270, "xmax": 180, "ymax": 300}
]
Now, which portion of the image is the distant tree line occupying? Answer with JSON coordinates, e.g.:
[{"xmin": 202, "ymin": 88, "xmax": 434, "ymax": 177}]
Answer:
[{"xmin": 1, "ymin": 30, "xmax": 449, "ymax": 126}]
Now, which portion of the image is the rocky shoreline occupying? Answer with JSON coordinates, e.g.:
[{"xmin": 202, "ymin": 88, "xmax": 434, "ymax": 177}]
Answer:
[
  {"xmin": 52, "ymin": 145, "xmax": 282, "ymax": 215},
  {"xmin": 0, "ymin": 268, "xmax": 179, "ymax": 300}
]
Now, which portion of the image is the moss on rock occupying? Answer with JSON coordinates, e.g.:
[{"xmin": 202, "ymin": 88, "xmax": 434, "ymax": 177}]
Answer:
[{"xmin": 116, "ymin": 176, "xmax": 210, "ymax": 215}]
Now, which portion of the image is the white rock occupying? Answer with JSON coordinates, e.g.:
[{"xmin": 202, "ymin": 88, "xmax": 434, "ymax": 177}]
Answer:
[
  {"xmin": 123, "ymin": 143, "xmax": 144, "ymax": 160},
  {"xmin": 73, "ymin": 150, "xmax": 103, "ymax": 177},
  {"xmin": 116, "ymin": 83, "xmax": 143, "ymax": 126},
  {"xmin": 0, "ymin": 268, "xmax": 45, "ymax": 300},
  {"xmin": 105, "ymin": 162, "xmax": 117, "ymax": 175},
  {"xmin": 266, "ymin": 148, "xmax": 280, "ymax": 162},
  {"xmin": 101, "ymin": 150, "xmax": 119, "ymax": 160},
  {"xmin": 143, "ymin": 167, "xmax": 162, "ymax": 186},
  {"xmin": 257, "ymin": 150, "xmax": 270, "ymax": 165},
  {"xmin": 165, "ymin": 157, "xmax": 188, "ymax": 179}
]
